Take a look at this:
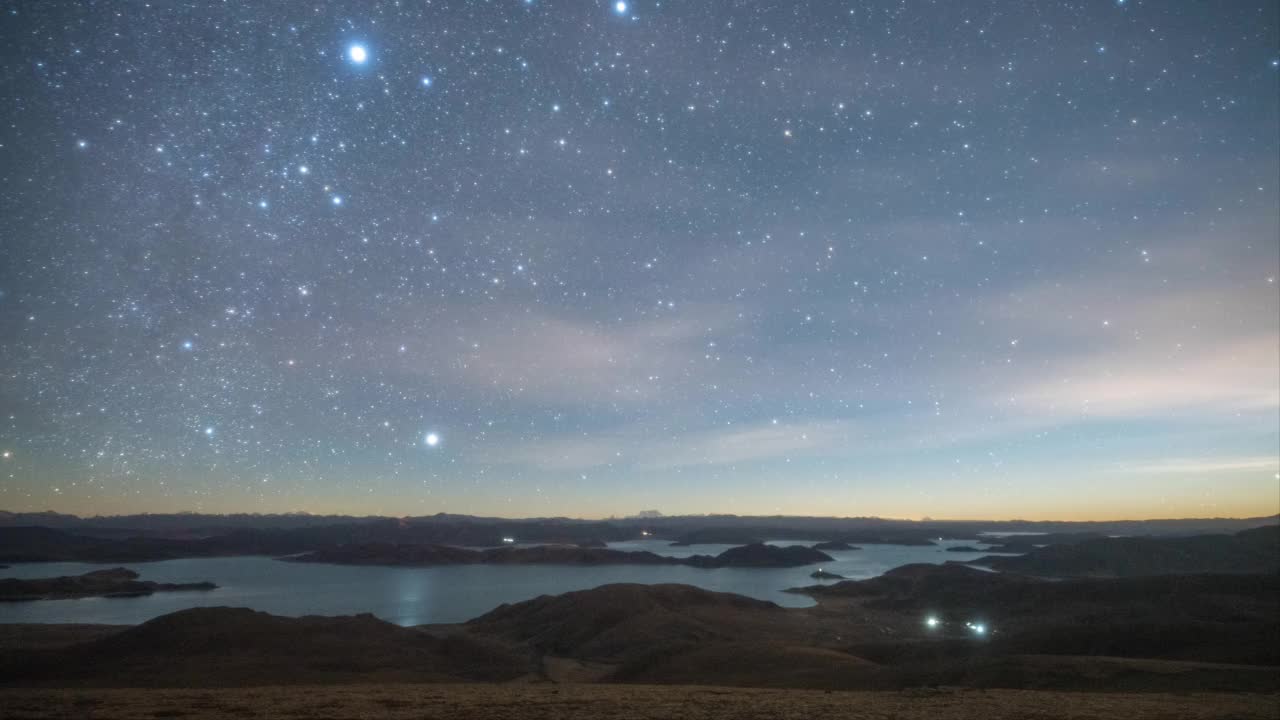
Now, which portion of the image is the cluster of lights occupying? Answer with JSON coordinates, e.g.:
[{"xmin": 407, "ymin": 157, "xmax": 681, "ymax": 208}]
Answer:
[{"xmin": 924, "ymin": 615, "xmax": 990, "ymax": 636}]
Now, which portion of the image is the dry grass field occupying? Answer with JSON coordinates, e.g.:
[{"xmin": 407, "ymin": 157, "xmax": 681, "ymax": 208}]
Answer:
[{"xmin": 3, "ymin": 683, "xmax": 1278, "ymax": 720}]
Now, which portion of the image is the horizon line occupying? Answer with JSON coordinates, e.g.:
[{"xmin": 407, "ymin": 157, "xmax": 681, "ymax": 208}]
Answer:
[{"xmin": 3, "ymin": 508, "xmax": 1277, "ymax": 525}]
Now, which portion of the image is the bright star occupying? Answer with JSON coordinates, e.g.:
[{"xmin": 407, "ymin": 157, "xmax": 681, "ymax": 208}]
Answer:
[
  {"xmin": 421, "ymin": 76, "xmax": 433, "ymax": 87},
  {"xmin": 425, "ymin": 432, "xmax": 440, "ymax": 447},
  {"xmin": 614, "ymin": 1, "xmax": 627, "ymax": 14},
  {"xmin": 348, "ymin": 44, "xmax": 368, "ymax": 64},
  {"xmin": 331, "ymin": 195, "xmax": 343, "ymax": 206}
]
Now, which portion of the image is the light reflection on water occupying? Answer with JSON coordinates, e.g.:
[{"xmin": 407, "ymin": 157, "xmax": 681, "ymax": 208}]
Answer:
[{"xmin": 0, "ymin": 539, "xmax": 1010, "ymax": 626}]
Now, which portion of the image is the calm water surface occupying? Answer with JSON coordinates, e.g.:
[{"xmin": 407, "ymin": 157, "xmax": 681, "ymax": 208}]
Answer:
[{"xmin": 0, "ymin": 539, "xmax": 1007, "ymax": 626}]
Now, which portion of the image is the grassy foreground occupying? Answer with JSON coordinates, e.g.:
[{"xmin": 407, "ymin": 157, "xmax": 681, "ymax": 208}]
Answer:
[{"xmin": 2, "ymin": 683, "xmax": 1277, "ymax": 719}]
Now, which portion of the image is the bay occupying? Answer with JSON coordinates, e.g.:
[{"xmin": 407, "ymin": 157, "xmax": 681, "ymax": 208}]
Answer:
[{"xmin": 0, "ymin": 539, "xmax": 1009, "ymax": 626}]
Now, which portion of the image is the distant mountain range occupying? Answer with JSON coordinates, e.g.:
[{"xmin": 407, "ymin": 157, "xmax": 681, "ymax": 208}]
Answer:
[{"xmin": 2, "ymin": 509, "xmax": 1274, "ymax": 539}]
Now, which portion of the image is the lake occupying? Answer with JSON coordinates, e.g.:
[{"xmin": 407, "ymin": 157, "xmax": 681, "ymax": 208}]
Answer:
[{"xmin": 0, "ymin": 539, "xmax": 1009, "ymax": 626}]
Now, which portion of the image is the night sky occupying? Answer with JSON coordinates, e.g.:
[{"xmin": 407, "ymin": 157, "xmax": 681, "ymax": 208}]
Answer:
[{"xmin": 1, "ymin": 1, "xmax": 1276, "ymax": 520}]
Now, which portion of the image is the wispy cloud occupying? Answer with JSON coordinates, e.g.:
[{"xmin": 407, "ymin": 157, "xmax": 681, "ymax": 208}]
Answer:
[
  {"xmin": 445, "ymin": 304, "xmax": 741, "ymax": 405},
  {"xmin": 1010, "ymin": 334, "xmax": 1279, "ymax": 418},
  {"xmin": 483, "ymin": 419, "xmax": 850, "ymax": 472},
  {"xmin": 967, "ymin": 236, "xmax": 1279, "ymax": 421},
  {"xmin": 1121, "ymin": 456, "xmax": 1280, "ymax": 475}
]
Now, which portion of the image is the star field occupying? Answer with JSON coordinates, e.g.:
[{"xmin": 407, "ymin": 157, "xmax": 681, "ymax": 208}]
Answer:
[{"xmin": 0, "ymin": 1, "xmax": 1276, "ymax": 520}]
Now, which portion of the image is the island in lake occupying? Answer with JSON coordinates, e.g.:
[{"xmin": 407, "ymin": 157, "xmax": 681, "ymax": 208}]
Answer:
[
  {"xmin": 283, "ymin": 542, "xmax": 834, "ymax": 569},
  {"xmin": 811, "ymin": 541, "xmax": 860, "ymax": 551},
  {"xmin": 0, "ymin": 568, "xmax": 216, "ymax": 602}
]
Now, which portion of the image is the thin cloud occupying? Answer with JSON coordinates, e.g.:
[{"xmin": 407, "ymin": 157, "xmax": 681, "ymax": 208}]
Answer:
[
  {"xmin": 484, "ymin": 419, "xmax": 850, "ymax": 472},
  {"xmin": 1122, "ymin": 456, "xmax": 1280, "ymax": 475}
]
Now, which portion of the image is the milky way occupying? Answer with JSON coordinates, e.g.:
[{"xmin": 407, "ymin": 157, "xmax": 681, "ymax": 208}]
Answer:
[{"xmin": 1, "ymin": 2, "xmax": 1276, "ymax": 519}]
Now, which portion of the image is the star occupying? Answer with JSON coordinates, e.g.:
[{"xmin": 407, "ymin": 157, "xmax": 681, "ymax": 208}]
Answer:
[{"xmin": 2, "ymin": 0, "xmax": 1276, "ymax": 526}]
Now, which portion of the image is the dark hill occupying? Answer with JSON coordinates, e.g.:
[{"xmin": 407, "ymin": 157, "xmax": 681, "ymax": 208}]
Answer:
[
  {"xmin": 0, "ymin": 527, "xmax": 112, "ymax": 563},
  {"xmin": 974, "ymin": 532, "xmax": 1104, "ymax": 553},
  {"xmin": 5, "ymin": 607, "xmax": 529, "ymax": 687},
  {"xmin": 684, "ymin": 543, "xmax": 833, "ymax": 568},
  {"xmin": 467, "ymin": 583, "xmax": 782, "ymax": 659},
  {"xmin": 481, "ymin": 545, "xmax": 675, "ymax": 565},
  {"xmin": 281, "ymin": 542, "xmax": 480, "ymax": 565},
  {"xmin": 791, "ymin": 563, "xmax": 1280, "ymax": 665},
  {"xmin": 670, "ymin": 526, "xmax": 938, "ymax": 546},
  {"xmin": 969, "ymin": 525, "xmax": 1280, "ymax": 577},
  {"xmin": 3, "ymin": 577, "xmax": 1278, "ymax": 693},
  {"xmin": 792, "ymin": 562, "xmax": 1040, "ymax": 604}
]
